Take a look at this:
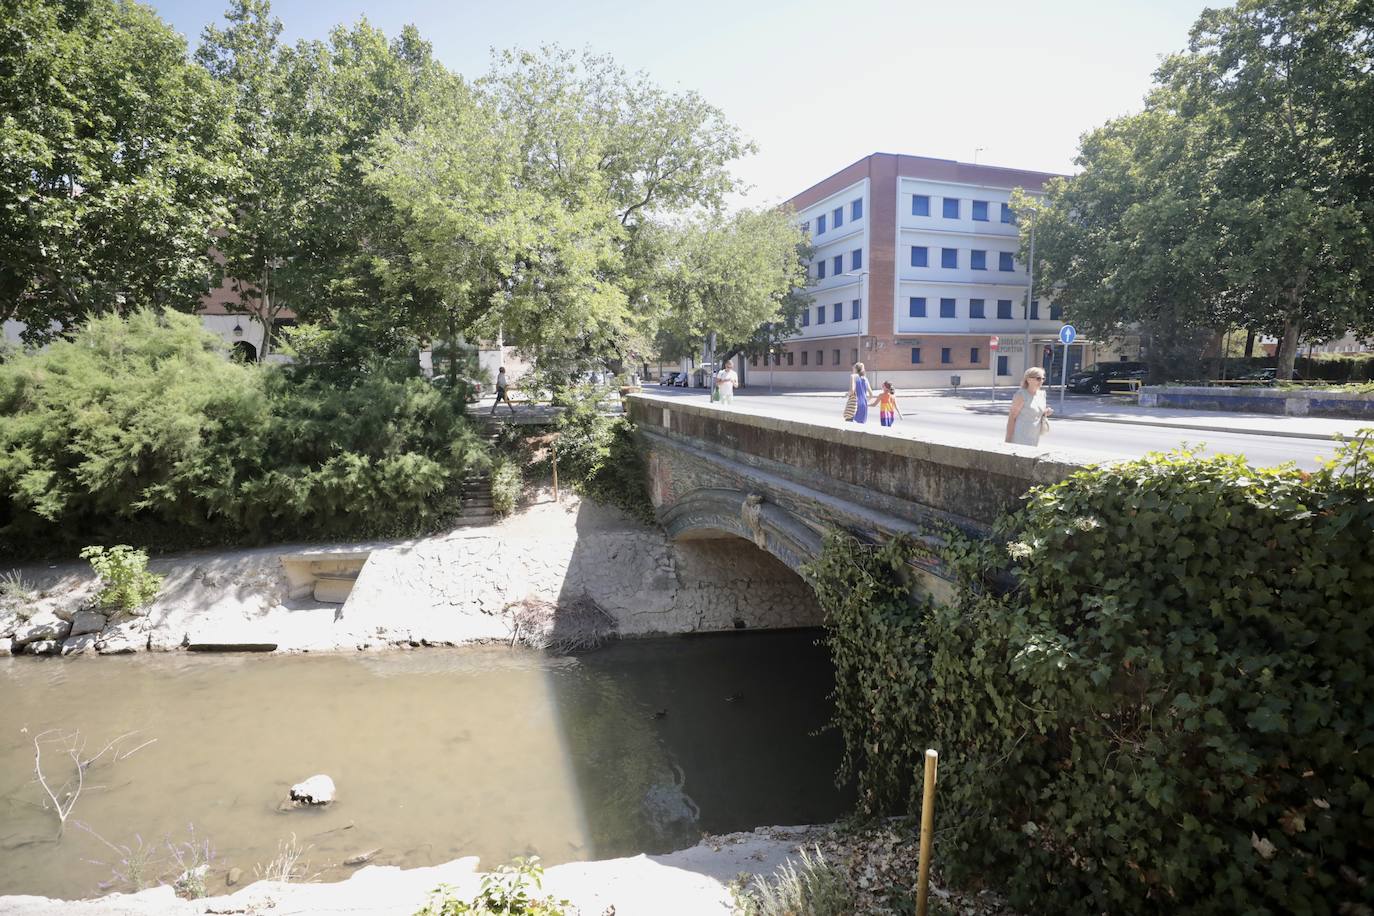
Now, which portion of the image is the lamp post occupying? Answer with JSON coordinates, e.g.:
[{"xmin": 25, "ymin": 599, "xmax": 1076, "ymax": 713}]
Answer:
[
  {"xmin": 1023, "ymin": 207, "xmax": 1036, "ymax": 376},
  {"xmin": 844, "ymin": 268, "xmax": 869, "ymax": 379}
]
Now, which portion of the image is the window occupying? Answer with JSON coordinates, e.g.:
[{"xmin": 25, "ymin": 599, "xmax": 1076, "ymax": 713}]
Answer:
[
  {"xmin": 997, "ymin": 355, "xmax": 1009, "ymax": 375},
  {"xmin": 750, "ymin": 355, "xmax": 758, "ymax": 367},
  {"xmin": 851, "ymin": 348, "xmax": 859, "ymax": 365},
  {"xmin": 816, "ymin": 350, "xmax": 824, "ymax": 366},
  {"xmin": 832, "ymin": 254, "xmax": 843, "ymax": 276},
  {"xmin": 997, "ymin": 299, "xmax": 1013, "ymax": 319},
  {"xmin": 817, "ymin": 259, "xmax": 826, "ymax": 279},
  {"xmin": 787, "ymin": 351, "xmax": 794, "ymax": 366},
  {"xmin": 940, "ymin": 297, "xmax": 956, "ymax": 318},
  {"xmin": 801, "ymin": 220, "xmax": 811, "ymax": 234},
  {"xmin": 851, "ymin": 249, "xmax": 862, "ymax": 271},
  {"xmin": 832, "ymin": 348, "xmax": 841, "ymax": 366},
  {"xmin": 1000, "ymin": 203, "xmax": 1013, "ymax": 224},
  {"xmin": 1030, "ymin": 300, "xmax": 1040, "ymax": 319},
  {"xmin": 909, "ymin": 296, "xmax": 927, "ymax": 317},
  {"xmin": 851, "ymin": 199, "xmax": 863, "ymax": 220},
  {"xmin": 971, "ymin": 250, "xmax": 987, "ymax": 270},
  {"xmin": 970, "ymin": 347, "xmax": 980, "ymax": 363},
  {"xmin": 912, "ymin": 195, "xmax": 930, "ymax": 216},
  {"xmin": 817, "ymin": 305, "xmax": 825, "ymax": 325},
  {"xmin": 911, "ymin": 246, "xmax": 928, "ymax": 267},
  {"xmin": 941, "ymin": 347, "xmax": 951, "ymax": 364},
  {"xmin": 801, "ymin": 309, "xmax": 810, "ymax": 327},
  {"xmin": 970, "ymin": 298, "xmax": 985, "ymax": 319},
  {"xmin": 816, "ymin": 214, "xmax": 827, "ymax": 234},
  {"xmin": 801, "ymin": 351, "xmax": 809, "ymax": 366},
  {"xmin": 972, "ymin": 200, "xmax": 989, "ymax": 221},
  {"xmin": 832, "ymin": 302, "xmax": 842, "ymax": 323},
  {"xmin": 999, "ymin": 252, "xmax": 1014, "ymax": 272},
  {"xmin": 851, "ymin": 299, "xmax": 861, "ymax": 320},
  {"xmin": 943, "ymin": 197, "xmax": 960, "ymax": 219},
  {"xmin": 941, "ymin": 248, "xmax": 958, "ymax": 269},
  {"xmin": 911, "ymin": 347, "xmax": 922, "ymax": 364},
  {"xmin": 833, "ymin": 206, "xmax": 843, "ymax": 228},
  {"xmin": 1050, "ymin": 303, "xmax": 1063, "ymax": 321}
]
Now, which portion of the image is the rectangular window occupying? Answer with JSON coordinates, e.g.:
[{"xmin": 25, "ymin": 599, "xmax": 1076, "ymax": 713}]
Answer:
[
  {"xmin": 1030, "ymin": 300, "xmax": 1040, "ymax": 319},
  {"xmin": 787, "ymin": 351, "xmax": 794, "ymax": 366},
  {"xmin": 851, "ymin": 348, "xmax": 859, "ymax": 365},
  {"xmin": 816, "ymin": 305, "xmax": 825, "ymax": 325},
  {"xmin": 750, "ymin": 355, "xmax": 758, "ymax": 367},
  {"xmin": 1050, "ymin": 303, "xmax": 1063, "ymax": 321},
  {"xmin": 912, "ymin": 195, "xmax": 930, "ymax": 216},
  {"xmin": 997, "ymin": 299, "xmax": 1012, "ymax": 319},
  {"xmin": 941, "ymin": 347, "xmax": 951, "ymax": 364},
  {"xmin": 851, "ymin": 199, "xmax": 863, "ymax": 220},
  {"xmin": 999, "ymin": 252, "xmax": 1014, "ymax": 272},
  {"xmin": 970, "ymin": 347, "xmax": 980, "ymax": 363},
  {"xmin": 816, "ymin": 350, "xmax": 824, "ymax": 366},
  {"xmin": 832, "ymin": 302, "xmax": 842, "ymax": 323},
  {"xmin": 832, "ymin": 254, "xmax": 843, "ymax": 276},
  {"xmin": 851, "ymin": 249, "xmax": 862, "ymax": 271},
  {"xmin": 911, "ymin": 347, "xmax": 922, "ymax": 364},
  {"xmin": 940, "ymin": 297, "xmax": 956, "ymax": 318},
  {"xmin": 801, "ymin": 351, "xmax": 808, "ymax": 366},
  {"xmin": 972, "ymin": 200, "xmax": 989, "ymax": 221},
  {"xmin": 909, "ymin": 296, "xmax": 926, "ymax": 317},
  {"xmin": 1000, "ymin": 203, "xmax": 1013, "ymax": 224},
  {"xmin": 941, "ymin": 248, "xmax": 958, "ymax": 269},
  {"xmin": 817, "ymin": 260, "xmax": 826, "ymax": 279},
  {"xmin": 943, "ymin": 197, "xmax": 960, "ymax": 219},
  {"xmin": 832, "ymin": 348, "xmax": 841, "ymax": 366},
  {"xmin": 816, "ymin": 214, "xmax": 827, "ymax": 234},
  {"xmin": 970, "ymin": 298, "xmax": 985, "ymax": 318},
  {"xmin": 971, "ymin": 249, "xmax": 987, "ymax": 270},
  {"xmin": 851, "ymin": 299, "xmax": 861, "ymax": 320},
  {"xmin": 833, "ymin": 206, "xmax": 843, "ymax": 229},
  {"xmin": 997, "ymin": 355, "xmax": 1009, "ymax": 375},
  {"xmin": 911, "ymin": 246, "xmax": 928, "ymax": 267},
  {"xmin": 801, "ymin": 309, "xmax": 809, "ymax": 327}
]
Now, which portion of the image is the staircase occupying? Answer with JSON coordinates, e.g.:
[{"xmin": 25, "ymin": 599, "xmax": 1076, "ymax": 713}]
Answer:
[{"xmin": 455, "ymin": 422, "xmax": 502, "ymax": 526}]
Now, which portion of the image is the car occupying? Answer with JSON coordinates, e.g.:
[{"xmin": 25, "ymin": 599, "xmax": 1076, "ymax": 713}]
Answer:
[
  {"xmin": 659, "ymin": 371, "xmax": 682, "ymax": 386},
  {"xmin": 1066, "ymin": 361, "xmax": 1148, "ymax": 394},
  {"xmin": 1237, "ymin": 367, "xmax": 1301, "ymax": 384}
]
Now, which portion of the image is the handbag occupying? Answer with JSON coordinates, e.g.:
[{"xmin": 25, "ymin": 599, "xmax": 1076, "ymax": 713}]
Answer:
[
  {"xmin": 843, "ymin": 391, "xmax": 858, "ymax": 420},
  {"xmin": 711, "ymin": 384, "xmax": 721, "ymax": 402},
  {"xmin": 1039, "ymin": 415, "xmax": 1051, "ymax": 436}
]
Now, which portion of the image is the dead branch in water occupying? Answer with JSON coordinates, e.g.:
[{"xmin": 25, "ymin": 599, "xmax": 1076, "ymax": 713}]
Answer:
[{"xmin": 31, "ymin": 729, "xmax": 156, "ymax": 839}]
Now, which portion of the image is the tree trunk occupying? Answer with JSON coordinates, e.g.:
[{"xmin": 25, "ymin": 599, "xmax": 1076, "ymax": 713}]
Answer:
[
  {"xmin": 1244, "ymin": 329, "xmax": 1256, "ymax": 358},
  {"xmin": 1276, "ymin": 319, "xmax": 1301, "ymax": 380},
  {"xmin": 447, "ymin": 310, "xmax": 458, "ymax": 386}
]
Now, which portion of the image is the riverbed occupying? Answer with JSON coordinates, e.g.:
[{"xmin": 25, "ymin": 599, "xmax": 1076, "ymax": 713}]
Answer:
[{"xmin": 0, "ymin": 631, "xmax": 848, "ymax": 900}]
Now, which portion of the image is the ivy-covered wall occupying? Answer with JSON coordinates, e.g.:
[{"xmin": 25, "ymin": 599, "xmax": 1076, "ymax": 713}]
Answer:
[{"xmin": 806, "ymin": 434, "xmax": 1373, "ymax": 915}]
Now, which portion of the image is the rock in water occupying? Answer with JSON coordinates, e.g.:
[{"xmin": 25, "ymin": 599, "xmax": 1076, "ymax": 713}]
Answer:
[
  {"xmin": 226, "ymin": 867, "xmax": 242, "ymax": 887},
  {"xmin": 69, "ymin": 610, "xmax": 108, "ymax": 637},
  {"xmin": 12, "ymin": 612, "xmax": 70, "ymax": 648},
  {"xmin": 289, "ymin": 774, "xmax": 336, "ymax": 805},
  {"xmin": 343, "ymin": 848, "xmax": 381, "ymax": 866}
]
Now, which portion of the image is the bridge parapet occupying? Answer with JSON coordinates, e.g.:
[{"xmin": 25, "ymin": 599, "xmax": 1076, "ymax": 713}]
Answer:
[{"xmin": 628, "ymin": 395, "xmax": 1089, "ymax": 591}]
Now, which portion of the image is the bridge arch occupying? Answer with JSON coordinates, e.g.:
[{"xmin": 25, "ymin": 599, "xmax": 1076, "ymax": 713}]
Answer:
[{"xmin": 657, "ymin": 487, "xmax": 822, "ymax": 577}]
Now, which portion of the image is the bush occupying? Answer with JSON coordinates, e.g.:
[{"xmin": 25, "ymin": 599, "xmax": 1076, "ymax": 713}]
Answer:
[
  {"xmin": 490, "ymin": 456, "xmax": 522, "ymax": 516},
  {"xmin": 416, "ymin": 858, "xmax": 570, "ymax": 915},
  {"xmin": 807, "ymin": 433, "xmax": 1374, "ymax": 915},
  {"xmin": 550, "ymin": 385, "xmax": 653, "ymax": 523},
  {"xmin": 0, "ymin": 311, "xmax": 484, "ymax": 555},
  {"xmin": 80, "ymin": 545, "xmax": 162, "ymax": 612}
]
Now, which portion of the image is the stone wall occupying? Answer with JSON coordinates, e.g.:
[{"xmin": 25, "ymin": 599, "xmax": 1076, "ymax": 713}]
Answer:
[{"xmin": 1139, "ymin": 385, "xmax": 1374, "ymax": 419}]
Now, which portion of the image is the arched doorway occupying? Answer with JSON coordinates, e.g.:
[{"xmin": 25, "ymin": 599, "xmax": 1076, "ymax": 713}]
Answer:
[{"xmin": 231, "ymin": 340, "xmax": 258, "ymax": 363}]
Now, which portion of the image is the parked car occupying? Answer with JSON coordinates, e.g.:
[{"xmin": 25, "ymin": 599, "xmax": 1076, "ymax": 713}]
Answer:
[
  {"xmin": 1066, "ymin": 361, "xmax": 1148, "ymax": 394},
  {"xmin": 1237, "ymin": 367, "xmax": 1302, "ymax": 384},
  {"xmin": 659, "ymin": 371, "xmax": 682, "ymax": 387}
]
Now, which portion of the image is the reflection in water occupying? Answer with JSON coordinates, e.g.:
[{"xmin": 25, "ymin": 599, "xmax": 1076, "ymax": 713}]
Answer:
[{"xmin": 0, "ymin": 631, "xmax": 848, "ymax": 900}]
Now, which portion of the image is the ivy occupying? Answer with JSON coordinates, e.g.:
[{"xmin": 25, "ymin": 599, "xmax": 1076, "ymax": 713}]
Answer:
[{"xmin": 805, "ymin": 432, "xmax": 1374, "ymax": 914}]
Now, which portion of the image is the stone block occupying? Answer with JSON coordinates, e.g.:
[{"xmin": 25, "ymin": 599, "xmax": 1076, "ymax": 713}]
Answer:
[
  {"xmin": 12, "ymin": 611, "xmax": 71, "ymax": 648},
  {"xmin": 69, "ymin": 610, "xmax": 108, "ymax": 637},
  {"xmin": 61, "ymin": 633, "xmax": 99, "ymax": 656},
  {"xmin": 25, "ymin": 639, "xmax": 61, "ymax": 656}
]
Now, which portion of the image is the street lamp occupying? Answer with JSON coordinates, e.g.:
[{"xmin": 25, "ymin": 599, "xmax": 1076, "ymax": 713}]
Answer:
[
  {"xmin": 1022, "ymin": 207, "xmax": 1036, "ymax": 376},
  {"xmin": 844, "ymin": 269, "xmax": 869, "ymax": 379}
]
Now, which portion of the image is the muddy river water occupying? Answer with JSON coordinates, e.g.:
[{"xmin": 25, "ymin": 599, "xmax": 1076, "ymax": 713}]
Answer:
[{"xmin": 0, "ymin": 631, "xmax": 848, "ymax": 899}]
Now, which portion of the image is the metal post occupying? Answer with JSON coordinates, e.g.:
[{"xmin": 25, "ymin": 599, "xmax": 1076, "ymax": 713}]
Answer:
[
  {"xmin": 1023, "ymin": 209, "xmax": 1035, "ymax": 376},
  {"xmin": 1060, "ymin": 340, "xmax": 1069, "ymax": 408},
  {"xmin": 915, "ymin": 749, "xmax": 939, "ymax": 916}
]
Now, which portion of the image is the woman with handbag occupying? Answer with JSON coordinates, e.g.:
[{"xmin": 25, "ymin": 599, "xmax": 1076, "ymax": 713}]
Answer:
[
  {"xmin": 1005, "ymin": 367, "xmax": 1052, "ymax": 445},
  {"xmin": 844, "ymin": 362, "xmax": 871, "ymax": 423}
]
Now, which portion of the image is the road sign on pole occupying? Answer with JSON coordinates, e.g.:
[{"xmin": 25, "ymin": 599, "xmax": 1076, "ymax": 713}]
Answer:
[
  {"xmin": 989, "ymin": 335, "xmax": 999, "ymax": 349},
  {"xmin": 1059, "ymin": 324, "xmax": 1076, "ymax": 345},
  {"xmin": 989, "ymin": 336, "xmax": 1000, "ymax": 402},
  {"xmin": 1058, "ymin": 324, "xmax": 1076, "ymax": 406}
]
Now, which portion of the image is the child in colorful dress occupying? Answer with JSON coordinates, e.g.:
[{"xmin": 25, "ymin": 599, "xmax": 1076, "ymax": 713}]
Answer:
[{"xmin": 872, "ymin": 381, "xmax": 902, "ymax": 428}]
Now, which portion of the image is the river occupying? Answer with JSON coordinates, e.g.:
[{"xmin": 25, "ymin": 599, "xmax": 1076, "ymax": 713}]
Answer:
[{"xmin": 0, "ymin": 631, "xmax": 848, "ymax": 900}]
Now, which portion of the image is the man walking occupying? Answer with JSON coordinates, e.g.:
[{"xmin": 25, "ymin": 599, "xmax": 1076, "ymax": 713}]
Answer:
[
  {"xmin": 714, "ymin": 361, "xmax": 738, "ymax": 407},
  {"xmin": 491, "ymin": 366, "xmax": 516, "ymax": 415}
]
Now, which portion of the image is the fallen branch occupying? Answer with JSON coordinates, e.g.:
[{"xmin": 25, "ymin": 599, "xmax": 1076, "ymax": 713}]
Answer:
[{"xmin": 31, "ymin": 729, "xmax": 155, "ymax": 839}]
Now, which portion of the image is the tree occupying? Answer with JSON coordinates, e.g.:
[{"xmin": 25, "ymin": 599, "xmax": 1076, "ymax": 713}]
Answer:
[{"xmin": 0, "ymin": 0, "xmax": 236, "ymax": 343}]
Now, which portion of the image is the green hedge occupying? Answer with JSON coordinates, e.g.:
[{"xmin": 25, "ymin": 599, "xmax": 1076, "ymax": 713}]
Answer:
[
  {"xmin": 807, "ymin": 435, "xmax": 1374, "ymax": 914},
  {"xmin": 0, "ymin": 311, "xmax": 484, "ymax": 555}
]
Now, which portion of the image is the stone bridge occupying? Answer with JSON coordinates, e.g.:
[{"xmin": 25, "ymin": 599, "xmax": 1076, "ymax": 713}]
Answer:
[{"xmin": 628, "ymin": 395, "xmax": 1087, "ymax": 596}]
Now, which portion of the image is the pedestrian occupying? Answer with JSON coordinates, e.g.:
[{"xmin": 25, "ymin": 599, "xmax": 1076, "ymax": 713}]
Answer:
[
  {"xmin": 714, "ymin": 361, "xmax": 738, "ymax": 406},
  {"xmin": 1005, "ymin": 367, "xmax": 1052, "ymax": 445},
  {"xmin": 871, "ymin": 381, "xmax": 902, "ymax": 428},
  {"xmin": 845, "ymin": 362, "xmax": 871, "ymax": 423},
  {"xmin": 491, "ymin": 366, "xmax": 516, "ymax": 415}
]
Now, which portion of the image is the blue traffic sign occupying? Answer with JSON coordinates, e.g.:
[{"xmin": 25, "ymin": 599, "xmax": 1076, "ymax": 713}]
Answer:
[{"xmin": 1059, "ymin": 324, "xmax": 1077, "ymax": 345}]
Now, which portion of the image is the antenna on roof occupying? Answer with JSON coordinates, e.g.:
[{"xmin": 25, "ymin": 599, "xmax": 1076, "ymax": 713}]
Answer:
[{"xmin": 973, "ymin": 147, "xmax": 985, "ymax": 165}]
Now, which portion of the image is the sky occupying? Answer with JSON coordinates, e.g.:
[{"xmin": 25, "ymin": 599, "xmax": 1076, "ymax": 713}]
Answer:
[{"xmin": 149, "ymin": 0, "xmax": 1216, "ymax": 207}]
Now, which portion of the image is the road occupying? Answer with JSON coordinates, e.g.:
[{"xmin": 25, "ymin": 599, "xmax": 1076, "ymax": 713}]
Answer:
[{"xmin": 639, "ymin": 386, "xmax": 1353, "ymax": 470}]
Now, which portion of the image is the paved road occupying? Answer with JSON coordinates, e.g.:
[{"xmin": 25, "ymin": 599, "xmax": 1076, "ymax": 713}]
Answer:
[{"xmin": 640, "ymin": 387, "xmax": 1351, "ymax": 470}]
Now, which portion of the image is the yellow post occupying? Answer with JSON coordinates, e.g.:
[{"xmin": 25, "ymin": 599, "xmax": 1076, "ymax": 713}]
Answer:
[
  {"xmin": 916, "ymin": 748, "xmax": 939, "ymax": 916},
  {"xmin": 552, "ymin": 442, "xmax": 559, "ymax": 502}
]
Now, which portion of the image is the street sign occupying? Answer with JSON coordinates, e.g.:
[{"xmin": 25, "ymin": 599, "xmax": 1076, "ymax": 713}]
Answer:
[
  {"xmin": 1059, "ymin": 324, "xmax": 1077, "ymax": 345},
  {"xmin": 989, "ymin": 335, "xmax": 999, "ymax": 350}
]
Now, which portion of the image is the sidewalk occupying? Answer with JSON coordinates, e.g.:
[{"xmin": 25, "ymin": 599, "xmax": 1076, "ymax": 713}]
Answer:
[{"xmin": 707, "ymin": 386, "xmax": 1367, "ymax": 441}]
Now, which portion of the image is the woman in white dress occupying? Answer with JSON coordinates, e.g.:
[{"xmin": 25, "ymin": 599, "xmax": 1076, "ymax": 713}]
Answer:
[{"xmin": 1005, "ymin": 367, "xmax": 1052, "ymax": 446}]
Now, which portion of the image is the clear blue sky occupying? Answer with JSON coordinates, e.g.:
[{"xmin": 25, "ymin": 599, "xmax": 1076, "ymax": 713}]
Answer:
[{"xmin": 150, "ymin": 0, "xmax": 1215, "ymax": 206}]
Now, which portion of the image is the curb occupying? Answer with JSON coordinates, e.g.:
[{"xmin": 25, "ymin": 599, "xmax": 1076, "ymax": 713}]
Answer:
[{"xmin": 1053, "ymin": 414, "xmax": 1340, "ymax": 441}]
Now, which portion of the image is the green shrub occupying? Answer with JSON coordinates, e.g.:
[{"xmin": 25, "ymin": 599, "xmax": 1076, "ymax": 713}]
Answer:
[
  {"xmin": 0, "ymin": 311, "xmax": 484, "ymax": 555},
  {"xmin": 733, "ymin": 846, "xmax": 851, "ymax": 916},
  {"xmin": 490, "ymin": 457, "xmax": 523, "ymax": 516},
  {"xmin": 807, "ymin": 433, "xmax": 1374, "ymax": 915},
  {"xmin": 416, "ymin": 858, "xmax": 570, "ymax": 915},
  {"xmin": 80, "ymin": 545, "xmax": 162, "ymax": 612},
  {"xmin": 550, "ymin": 385, "xmax": 653, "ymax": 523}
]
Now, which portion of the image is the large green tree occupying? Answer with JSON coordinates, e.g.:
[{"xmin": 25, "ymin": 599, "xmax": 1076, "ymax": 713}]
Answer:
[{"xmin": 0, "ymin": 0, "xmax": 236, "ymax": 343}]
